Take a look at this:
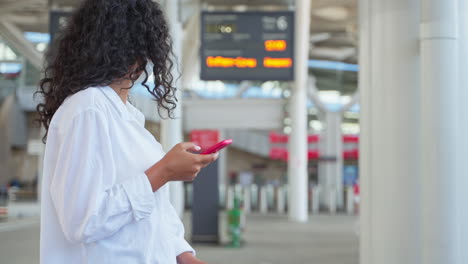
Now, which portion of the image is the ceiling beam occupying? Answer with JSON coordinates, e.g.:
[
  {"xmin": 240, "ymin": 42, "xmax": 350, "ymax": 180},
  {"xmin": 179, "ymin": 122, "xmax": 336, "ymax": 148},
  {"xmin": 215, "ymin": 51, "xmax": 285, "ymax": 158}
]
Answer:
[
  {"xmin": 312, "ymin": 0, "xmax": 357, "ymax": 9},
  {"xmin": 202, "ymin": 0, "xmax": 292, "ymax": 6},
  {"xmin": 310, "ymin": 46, "xmax": 356, "ymax": 61},
  {"xmin": 0, "ymin": 20, "xmax": 43, "ymax": 70},
  {"xmin": 0, "ymin": 0, "xmax": 44, "ymax": 16},
  {"xmin": 310, "ymin": 33, "xmax": 332, "ymax": 43},
  {"xmin": 2, "ymin": 14, "xmax": 47, "ymax": 26}
]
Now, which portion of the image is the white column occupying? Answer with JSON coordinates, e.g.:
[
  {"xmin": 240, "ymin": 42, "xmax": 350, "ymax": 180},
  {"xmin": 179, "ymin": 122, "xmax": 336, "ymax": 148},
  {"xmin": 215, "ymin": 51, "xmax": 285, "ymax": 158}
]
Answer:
[
  {"xmin": 319, "ymin": 111, "xmax": 344, "ymax": 210},
  {"xmin": 457, "ymin": 0, "xmax": 468, "ymax": 260},
  {"xmin": 359, "ymin": 0, "xmax": 421, "ymax": 263},
  {"xmin": 243, "ymin": 187, "xmax": 251, "ymax": 213},
  {"xmin": 162, "ymin": 0, "xmax": 184, "ymax": 217},
  {"xmin": 235, "ymin": 184, "xmax": 242, "ymax": 200},
  {"xmin": 259, "ymin": 186, "xmax": 268, "ymax": 214},
  {"xmin": 317, "ymin": 111, "xmax": 327, "ymax": 209},
  {"xmin": 181, "ymin": 7, "xmax": 201, "ymax": 89},
  {"xmin": 226, "ymin": 185, "xmax": 234, "ymax": 210},
  {"xmin": 251, "ymin": 184, "xmax": 259, "ymax": 210},
  {"xmin": 288, "ymin": 0, "xmax": 311, "ymax": 223},
  {"xmin": 328, "ymin": 187, "xmax": 336, "ymax": 214},
  {"xmin": 420, "ymin": 1, "xmax": 459, "ymax": 263},
  {"xmin": 276, "ymin": 186, "xmax": 285, "ymax": 214},
  {"xmin": 311, "ymin": 185, "xmax": 320, "ymax": 214},
  {"xmin": 219, "ymin": 184, "xmax": 226, "ymax": 208}
]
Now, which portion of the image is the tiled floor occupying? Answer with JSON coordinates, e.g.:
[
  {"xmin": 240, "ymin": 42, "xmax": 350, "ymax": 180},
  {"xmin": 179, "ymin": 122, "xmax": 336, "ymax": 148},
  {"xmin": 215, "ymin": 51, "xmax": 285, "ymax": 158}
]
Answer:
[
  {"xmin": 0, "ymin": 211, "xmax": 359, "ymax": 264},
  {"xmin": 191, "ymin": 213, "xmax": 359, "ymax": 264}
]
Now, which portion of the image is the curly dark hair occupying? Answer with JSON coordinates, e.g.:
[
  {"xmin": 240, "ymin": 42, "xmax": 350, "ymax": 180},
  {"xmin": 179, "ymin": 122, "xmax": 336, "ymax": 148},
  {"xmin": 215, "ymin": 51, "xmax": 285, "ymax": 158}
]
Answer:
[{"xmin": 36, "ymin": 0, "xmax": 177, "ymax": 142}]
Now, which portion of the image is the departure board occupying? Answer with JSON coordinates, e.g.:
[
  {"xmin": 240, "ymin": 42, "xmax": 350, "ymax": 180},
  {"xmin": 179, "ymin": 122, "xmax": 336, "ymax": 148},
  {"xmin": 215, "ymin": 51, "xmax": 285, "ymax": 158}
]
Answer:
[
  {"xmin": 49, "ymin": 11, "xmax": 72, "ymax": 42},
  {"xmin": 201, "ymin": 11, "xmax": 295, "ymax": 81},
  {"xmin": 48, "ymin": 11, "xmax": 72, "ymax": 64}
]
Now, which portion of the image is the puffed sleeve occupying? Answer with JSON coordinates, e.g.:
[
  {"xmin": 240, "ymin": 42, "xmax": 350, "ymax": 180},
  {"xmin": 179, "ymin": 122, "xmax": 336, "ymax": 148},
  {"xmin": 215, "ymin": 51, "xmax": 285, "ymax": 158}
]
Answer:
[
  {"xmin": 49, "ymin": 108, "xmax": 156, "ymax": 244},
  {"xmin": 166, "ymin": 196, "xmax": 195, "ymax": 257}
]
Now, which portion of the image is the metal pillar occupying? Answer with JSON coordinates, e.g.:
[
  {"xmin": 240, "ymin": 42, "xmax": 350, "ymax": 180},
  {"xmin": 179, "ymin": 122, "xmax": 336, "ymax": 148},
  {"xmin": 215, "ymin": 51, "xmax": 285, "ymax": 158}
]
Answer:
[
  {"xmin": 288, "ymin": 0, "xmax": 311, "ymax": 222},
  {"xmin": 457, "ymin": 0, "xmax": 468, "ymax": 260},
  {"xmin": 319, "ymin": 111, "xmax": 343, "ymax": 210},
  {"xmin": 359, "ymin": 0, "xmax": 421, "ymax": 263},
  {"xmin": 420, "ymin": 0, "xmax": 460, "ymax": 263},
  {"xmin": 161, "ymin": 0, "xmax": 184, "ymax": 217},
  {"xmin": 360, "ymin": 0, "xmax": 468, "ymax": 263},
  {"xmin": 181, "ymin": 5, "xmax": 201, "ymax": 90}
]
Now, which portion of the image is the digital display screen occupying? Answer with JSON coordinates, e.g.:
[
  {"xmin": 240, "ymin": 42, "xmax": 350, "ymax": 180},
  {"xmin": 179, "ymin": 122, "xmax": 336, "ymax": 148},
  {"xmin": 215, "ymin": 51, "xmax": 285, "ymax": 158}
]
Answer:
[
  {"xmin": 49, "ymin": 11, "xmax": 72, "ymax": 42},
  {"xmin": 201, "ymin": 11, "xmax": 295, "ymax": 81}
]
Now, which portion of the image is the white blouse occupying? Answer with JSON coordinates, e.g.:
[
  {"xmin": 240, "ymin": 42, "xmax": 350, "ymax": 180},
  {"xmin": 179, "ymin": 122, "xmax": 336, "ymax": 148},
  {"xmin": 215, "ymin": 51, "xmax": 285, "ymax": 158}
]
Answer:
[{"xmin": 40, "ymin": 86, "xmax": 194, "ymax": 264}]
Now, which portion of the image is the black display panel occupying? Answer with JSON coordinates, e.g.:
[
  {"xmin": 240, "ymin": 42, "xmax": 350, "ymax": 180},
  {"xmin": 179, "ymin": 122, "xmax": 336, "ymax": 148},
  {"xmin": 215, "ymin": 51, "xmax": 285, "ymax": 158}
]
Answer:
[
  {"xmin": 201, "ymin": 11, "xmax": 295, "ymax": 81},
  {"xmin": 49, "ymin": 11, "xmax": 72, "ymax": 42},
  {"xmin": 191, "ymin": 161, "xmax": 219, "ymax": 244}
]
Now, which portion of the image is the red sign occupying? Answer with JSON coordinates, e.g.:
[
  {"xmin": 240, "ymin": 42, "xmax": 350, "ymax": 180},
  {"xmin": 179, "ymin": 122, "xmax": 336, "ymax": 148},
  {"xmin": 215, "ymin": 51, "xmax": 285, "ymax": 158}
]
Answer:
[
  {"xmin": 343, "ymin": 135, "xmax": 359, "ymax": 143},
  {"xmin": 269, "ymin": 132, "xmax": 319, "ymax": 143},
  {"xmin": 308, "ymin": 150, "xmax": 320, "ymax": 160},
  {"xmin": 269, "ymin": 147, "xmax": 287, "ymax": 160},
  {"xmin": 269, "ymin": 132, "xmax": 360, "ymax": 161},
  {"xmin": 343, "ymin": 149, "xmax": 359, "ymax": 160},
  {"xmin": 269, "ymin": 132, "xmax": 289, "ymax": 143},
  {"xmin": 269, "ymin": 148, "xmax": 320, "ymax": 161},
  {"xmin": 308, "ymin": 134, "xmax": 320, "ymax": 143},
  {"xmin": 190, "ymin": 130, "xmax": 220, "ymax": 151},
  {"xmin": 270, "ymin": 132, "xmax": 359, "ymax": 144}
]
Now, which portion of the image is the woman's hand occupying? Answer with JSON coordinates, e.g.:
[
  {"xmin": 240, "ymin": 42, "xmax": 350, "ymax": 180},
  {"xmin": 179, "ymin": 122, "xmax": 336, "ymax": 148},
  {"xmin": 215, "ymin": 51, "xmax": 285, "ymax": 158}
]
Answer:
[
  {"xmin": 145, "ymin": 142, "xmax": 219, "ymax": 191},
  {"xmin": 177, "ymin": 252, "xmax": 208, "ymax": 264}
]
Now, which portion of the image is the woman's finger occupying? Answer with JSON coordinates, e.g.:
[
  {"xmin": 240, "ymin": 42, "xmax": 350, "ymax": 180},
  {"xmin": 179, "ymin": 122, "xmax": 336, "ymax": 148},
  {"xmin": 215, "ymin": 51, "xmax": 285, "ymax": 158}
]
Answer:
[
  {"xmin": 179, "ymin": 142, "xmax": 201, "ymax": 152},
  {"xmin": 199, "ymin": 153, "xmax": 219, "ymax": 166}
]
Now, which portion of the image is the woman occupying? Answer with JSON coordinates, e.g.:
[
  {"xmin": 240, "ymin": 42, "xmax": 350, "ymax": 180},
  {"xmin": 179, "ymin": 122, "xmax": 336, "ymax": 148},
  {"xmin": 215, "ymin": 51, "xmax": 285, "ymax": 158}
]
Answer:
[{"xmin": 36, "ymin": 0, "xmax": 217, "ymax": 263}]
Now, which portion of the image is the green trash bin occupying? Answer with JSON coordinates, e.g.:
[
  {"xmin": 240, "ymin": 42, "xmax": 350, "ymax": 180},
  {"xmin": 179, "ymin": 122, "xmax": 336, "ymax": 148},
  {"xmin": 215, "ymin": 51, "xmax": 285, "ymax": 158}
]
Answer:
[{"xmin": 227, "ymin": 197, "xmax": 242, "ymax": 248}]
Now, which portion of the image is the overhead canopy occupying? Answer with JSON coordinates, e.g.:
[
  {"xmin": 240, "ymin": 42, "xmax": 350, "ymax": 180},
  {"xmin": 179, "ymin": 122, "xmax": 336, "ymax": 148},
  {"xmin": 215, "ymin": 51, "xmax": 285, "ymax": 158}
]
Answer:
[{"xmin": 0, "ymin": 0, "xmax": 358, "ymax": 62}]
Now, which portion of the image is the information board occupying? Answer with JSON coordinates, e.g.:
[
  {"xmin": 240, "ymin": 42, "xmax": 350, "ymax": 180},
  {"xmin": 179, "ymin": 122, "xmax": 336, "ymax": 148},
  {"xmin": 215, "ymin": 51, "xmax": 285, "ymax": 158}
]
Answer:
[
  {"xmin": 49, "ymin": 11, "xmax": 72, "ymax": 42},
  {"xmin": 201, "ymin": 11, "xmax": 295, "ymax": 81},
  {"xmin": 48, "ymin": 11, "xmax": 72, "ymax": 63}
]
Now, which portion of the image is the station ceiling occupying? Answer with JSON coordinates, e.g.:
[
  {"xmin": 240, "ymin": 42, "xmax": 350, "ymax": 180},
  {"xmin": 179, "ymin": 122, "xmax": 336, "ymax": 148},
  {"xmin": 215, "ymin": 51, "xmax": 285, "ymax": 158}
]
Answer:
[{"xmin": 0, "ymin": 0, "xmax": 358, "ymax": 94}]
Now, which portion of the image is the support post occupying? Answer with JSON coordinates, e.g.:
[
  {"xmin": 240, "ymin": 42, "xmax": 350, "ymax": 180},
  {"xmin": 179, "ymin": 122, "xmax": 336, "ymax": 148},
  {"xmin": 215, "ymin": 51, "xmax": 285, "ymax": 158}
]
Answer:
[
  {"xmin": 288, "ymin": 0, "xmax": 311, "ymax": 223},
  {"xmin": 162, "ymin": 0, "xmax": 184, "ymax": 217},
  {"xmin": 319, "ymin": 111, "xmax": 344, "ymax": 210},
  {"xmin": 359, "ymin": 0, "xmax": 421, "ymax": 263},
  {"xmin": 420, "ymin": 0, "xmax": 460, "ymax": 263},
  {"xmin": 457, "ymin": 0, "xmax": 468, "ymax": 260}
]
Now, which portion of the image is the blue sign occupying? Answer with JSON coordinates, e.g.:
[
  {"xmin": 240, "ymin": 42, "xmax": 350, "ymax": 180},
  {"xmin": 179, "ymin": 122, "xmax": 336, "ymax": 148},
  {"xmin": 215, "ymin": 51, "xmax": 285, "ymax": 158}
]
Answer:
[{"xmin": 343, "ymin": 165, "xmax": 358, "ymax": 186}]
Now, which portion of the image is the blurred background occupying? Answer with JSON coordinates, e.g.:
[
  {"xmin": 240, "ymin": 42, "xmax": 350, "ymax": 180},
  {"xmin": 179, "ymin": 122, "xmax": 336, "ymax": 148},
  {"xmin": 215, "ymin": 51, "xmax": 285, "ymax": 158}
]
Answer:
[{"xmin": 0, "ymin": 0, "xmax": 467, "ymax": 263}]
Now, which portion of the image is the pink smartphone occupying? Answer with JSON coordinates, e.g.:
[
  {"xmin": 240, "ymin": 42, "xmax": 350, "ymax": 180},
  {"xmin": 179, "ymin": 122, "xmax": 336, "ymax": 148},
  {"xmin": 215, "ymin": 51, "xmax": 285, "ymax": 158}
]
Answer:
[{"xmin": 200, "ymin": 139, "xmax": 233, "ymax": 155}]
